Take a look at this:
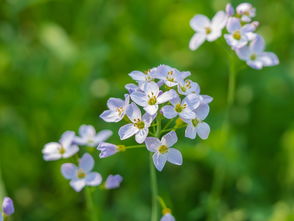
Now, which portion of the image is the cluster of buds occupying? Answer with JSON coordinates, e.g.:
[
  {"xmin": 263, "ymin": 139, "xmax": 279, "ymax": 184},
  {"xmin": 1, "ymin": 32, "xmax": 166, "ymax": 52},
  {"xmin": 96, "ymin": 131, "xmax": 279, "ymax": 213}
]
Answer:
[{"xmin": 189, "ymin": 2, "xmax": 279, "ymax": 69}]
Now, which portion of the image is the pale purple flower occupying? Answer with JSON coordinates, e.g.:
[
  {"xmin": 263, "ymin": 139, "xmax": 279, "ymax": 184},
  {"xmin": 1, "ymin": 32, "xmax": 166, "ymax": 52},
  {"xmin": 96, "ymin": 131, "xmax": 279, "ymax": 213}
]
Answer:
[
  {"xmin": 100, "ymin": 94, "xmax": 130, "ymax": 122},
  {"xmin": 184, "ymin": 118, "xmax": 210, "ymax": 140},
  {"xmin": 97, "ymin": 142, "xmax": 122, "ymax": 158},
  {"xmin": 236, "ymin": 3, "xmax": 256, "ymax": 22},
  {"xmin": 61, "ymin": 153, "xmax": 102, "ymax": 192},
  {"xmin": 130, "ymin": 82, "xmax": 176, "ymax": 115},
  {"xmin": 129, "ymin": 68, "xmax": 157, "ymax": 83},
  {"xmin": 154, "ymin": 65, "xmax": 191, "ymax": 87},
  {"xmin": 226, "ymin": 3, "xmax": 235, "ymax": 17},
  {"xmin": 118, "ymin": 103, "xmax": 155, "ymax": 143},
  {"xmin": 190, "ymin": 94, "xmax": 213, "ymax": 120},
  {"xmin": 125, "ymin": 83, "xmax": 140, "ymax": 94},
  {"xmin": 42, "ymin": 131, "xmax": 79, "ymax": 161},
  {"xmin": 161, "ymin": 213, "xmax": 176, "ymax": 221},
  {"xmin": 189, "ymin": 11, "xmax": 227, "ymax": 50},
  {"xmin": 2, "ymin": 197, "xmax": 14, "ymax": 216},
  {"xmin": 161, "ymin": 94, "xmax": 196, "ymax": 120},
  {"xmin": 74, "ymin": 125, "xmax": 112, "ymax": 147},
  {"xmin": 105, "ymin": 174, "xmax": 123, "ymax": 189},
  {"xmin": 177, "ymin": 79, "xmax": 200, "ymax": 95},
  {"xmin": 236, "ymin": 34, "xmax": 279, "ymax": 69},
  {"xmin": 145, "ymin": 131, "xmax": 182, "ymax": 171},
  {"xmin": 224, "ymin": 18, "xmax": 256, "ymax": 49}
]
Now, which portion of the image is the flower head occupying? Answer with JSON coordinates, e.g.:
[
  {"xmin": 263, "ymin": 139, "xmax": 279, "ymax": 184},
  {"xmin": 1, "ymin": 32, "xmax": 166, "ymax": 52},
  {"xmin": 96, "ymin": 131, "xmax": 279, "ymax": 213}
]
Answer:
[
  {"xmin": 104, "ymin": 174, "xmax": 123, "ymax": 189},
  {"xmin": 119, "ymin": 103, "xmax": 155, "ymax": 143},
  {"xmin": 184, "ymin": 118, "xmax": 210, "ymax": 140},
  {"xmin": 2, "ymin": 197, "xmax": 14, "ymax": 216},
  {"xmin": 236, "ymin": 3, "xmax": 256, "ymax": 22},
  {"xmin": 145, "ymin": 131, "xmax": 182, "ymax": 171},
  {"xmin": 100, "ymin": 94, "xmax": 130, "ymax": 122},
  {"xmin": 129, "ymin": 68, "xmax": 157, "ymax": 84},
  {"xmin": 42, "ymin": 131, "xmax": 79, "ymax": 161},
  {"xmin": 236, "ymin": 34, "xmax": 279, "ymax": 69},
  {"xmin": 61, "ymin": 153, "xmax": 102, "ymax": 192},
  {"xmin": 74, "ymin": 125, "xmax": 112, "ymax": 147},
  {"xmin": 177, "ymin": 79, "xmax": 200, "ymax": 95},
  {"xmin": 189, "ymin": 11, "xmax": 227, "ymax": 50}
]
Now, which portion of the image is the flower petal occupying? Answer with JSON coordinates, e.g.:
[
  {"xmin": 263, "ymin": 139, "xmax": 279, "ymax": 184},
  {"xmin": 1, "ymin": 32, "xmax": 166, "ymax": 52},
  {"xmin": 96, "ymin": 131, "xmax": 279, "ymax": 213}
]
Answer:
[
  {"xmin": 161, "ymin": 131, "xmax": 178, "ymax": 147},
  {"xmin": 152, "ymin": 152, "xmax": 168, "ymax": 172},
  {"xmin": 161, "ymin": 105, "xmax": 178, "ymax": 119},
  {"xmin": 195, "ymin": 104, "xmax": 210, "ymax": 120},
  {"xmin": 118, "ymin": 124, "xmax": 138, "ymax": 140},
  {"xmin": 130, "ymin": 91, "xmax": 148, "ymax": 107},
  {"xmin": 135, "ymin": 128, "xmax": 148, "ymax": 144},
  {"xmin": 226, "ymin": 17, "xmax": 241, "ymax": 33},
  {"xmin": 100, "ymin": 110, "xmax": 120, "ymax": 122},
  {"xmin": 60, "ymin": 131, "xmax": 75, "ymax": 148},
  {"xmin": 97, "ymin": 142, "xmax": 118, "ymax": 158},
  {"xmin": 107, "ymin": 98, "xmax": 124, "ymax": 110},
  {"xmin": 145, "ymin": 137, "xmax": 161, "ymax": 152},
  {"xmin": 185, "ymin": 123, "xmax": 197, "ymax": 139},
  {"xmin": 189, "ymin": 33, "xmax": 206, "ymax": 51},
  {"xmin": 70, "ymin": 179, "xmax": 86, "ymax": 192},
  {"xmin": 212, "ymin": 11, "xmax": 227, "ymax": 30},
  {"xmin": 129, "ymin": 71, "xmax": 146, "ymax": 81},
  {"xmin": 190, "ymin": 15, "xmax": 210, "ymax": 32},
  {"xmin": 126, "ymin": 103, "xmax": 142, "ymax": 121},
  {"xmin": 144, "ymin": 104, "xmax": 158, "ymax": 115},
  {"xmin": 259, "ymin": 52, "xmax": 279, "ymax": 67},
  {"xmin": 85, "ymin": 172, "xmax": 102, "ymax": 186},
  {"xmin": 79, "ymin": 153, "xmax": 94, "ymax": 172},
  {"xmin": 236, "ymin": 46, "xmax": 250, "ymax": 60},
  {"xmin": 61, "ymin": 163, "xmax": 77, "ymax": 179},
  {"xmin": 197, "ymin": 122, "xmax": 210, "ymax": 139},
  {"xmin": 63, "ymin": 145, "xmax": 79, "ymax": 158},
  {"xmin": 79, "ymin": 125, "xmax": 96, "ymax": 138},
  {"xmin": 95, "ymin": 130, "xmax": 113, "ymax": 143},
  {"xmin": 167, "ymin": 148, "xmax": 183, "ymax": 165},
  {"xmin": 144, "ymin": 82, "xmax": 159, "ymax": 97},
  {"xmin": 250, "ymin": 34, "xmax": 265, "ymax": 53},
  {"xmin": 105, "ymin": 174, "xmax": 123, "ymax": 189},
  {"xmin": 157, "ymin": 89, "xmax": 176, "ymax": 104},
  {"xmin": 180, "ymin": 108, "xmax": 196, "ymax": 119}
]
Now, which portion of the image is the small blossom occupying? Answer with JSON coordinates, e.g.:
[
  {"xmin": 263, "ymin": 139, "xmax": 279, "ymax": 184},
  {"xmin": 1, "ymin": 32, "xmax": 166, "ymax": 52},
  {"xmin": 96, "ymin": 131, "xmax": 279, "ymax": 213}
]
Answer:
[
  {"xmin": 161, "ymin": 211, "xmax": 175, "ymax": 221},
  {"xmin": 236, "ymin": 34, "xmax": 279, "ymax": 69},
  {"xmin": 74, "ymin": 125, "xmax": 112, "ymax": 147},
  {"xmin": 236, "ymin": 3, "xmax": 256, "ymax": 22},
  {"xmin": 226, "ymin": 3, "xmax": 235, "ymax": 17},
  {"xmin": 154, "ymin": 65, "xmax": 191, "ymax": 87},
  {"xmin": 129, "ymin": 68, "xmax": 157, "ymax": 83},
  {"xmin": 189, "ymin": 11, "xmax": 227, "ymax": 50},
  {"xmin": 125, "ymin": 83, "xmax": 140, "ymax": 94},
  {"xmin": 145, "ymin": 131, "xmax": 182, "ymax": 171},
  {"xmin": 119, "ymin": 103, "xmax": 155, "ymax": 143},
  {"xmin": 2, "ymin": 197, "xmax": 14, "ymax": 216},
  {"xmin": 177, "ymin": 79, "xmax": 200, "ymax": 95},
  {"xmin": 130, "ymin": 82, "xmax": 176, "ymax": 115},
  {"xmin": 42, "ymin": 131, "xmax": 79, "ymax": 161},
  {"xmin": 97, "ymin": 143, "xmax": 125, "ymax": 158},
  {"xmin": 61, "ymin": 153, "xmax": 102, "ymax": 192},
  {"xmin": 184, "ymin": 118, "xmax": 210, "ymax": 140},
  {"xmin": 161, "ymin": 94, "xmax": 196, "ymax": 120},
  {"xmin": 105, "ymin": 174, "xmax": 123, "ymax": 189},
  {"xmin": 100, "ymin": 94, "xmax": 130, "ymax": 122},
  {"xmin": 224, "ymin": 17, "xmax": 256, "ymax": 49}
]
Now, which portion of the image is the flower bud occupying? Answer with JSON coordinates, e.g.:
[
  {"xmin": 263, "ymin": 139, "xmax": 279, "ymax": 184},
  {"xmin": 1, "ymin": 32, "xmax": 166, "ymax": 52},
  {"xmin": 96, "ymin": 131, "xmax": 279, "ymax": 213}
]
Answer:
[{"xmin": 2, "ymin": 197, "xmax": 14, "ymax": 216}]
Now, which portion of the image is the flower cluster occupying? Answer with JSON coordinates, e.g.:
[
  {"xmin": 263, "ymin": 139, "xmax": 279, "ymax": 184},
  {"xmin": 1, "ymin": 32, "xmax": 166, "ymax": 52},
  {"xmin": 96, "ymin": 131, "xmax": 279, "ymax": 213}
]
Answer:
[
  {"xmin": 189, "ymin": 2, "xmax": 279, "ymax": 69},
  {"xmin": 1, "ymin": 197, "xmax": 14, "ymax": 220},
  {"xmin": 42, "ymin": 125, "xmax": 123, "ymax": 192},
  {"xmin": 99, "ymin": 65, "xmax": 212, "ymax": 171}
]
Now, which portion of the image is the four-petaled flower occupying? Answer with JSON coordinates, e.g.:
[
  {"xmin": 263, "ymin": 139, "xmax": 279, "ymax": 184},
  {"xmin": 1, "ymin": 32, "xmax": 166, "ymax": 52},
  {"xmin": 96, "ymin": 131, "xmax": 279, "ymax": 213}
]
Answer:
[
  {"xmin": 119, "ymin": 103, "xmax": 154, "ymax": 143},
  {"xmin": 189, "ymin": 11, "xmax": 227, "ymax": 50},
  {"xmin": 145, "ymin": 131, "xmax": 182, "ymax": 171},
  {"xmin": 131, "ymin": 82, "xmax": 176, "ymax": 115},
  {"xmin": 177, "ymin": 79, "xmax": 200, "ymax": 96},
  {"xmin": 184, "ymin": 118, "xmax": 210, "ymax": 140},
  {"xmin": 104, "ymin": 174, "xmax": 123, "ymax": 189},
  {"xmin": 61, "ymin": 153, "xmax": 102, "ymax": 192},
  {"xmin": 236, "ymin": 34, "xmax": 279, "ymax": 69},
  {"xmin": 74, "ymin": 125, "xmax": 112, "ymax": 147},
  {"xmin": 100, "ymin": 95, "xmax": 130, "ymax": 122},
  {"xmin": 42, "ymin": 131, "xmax": 79, "ymax": 161},
  {"xmin": 236, "ymin": 3, "xmax": 256, "ymax": 22}
]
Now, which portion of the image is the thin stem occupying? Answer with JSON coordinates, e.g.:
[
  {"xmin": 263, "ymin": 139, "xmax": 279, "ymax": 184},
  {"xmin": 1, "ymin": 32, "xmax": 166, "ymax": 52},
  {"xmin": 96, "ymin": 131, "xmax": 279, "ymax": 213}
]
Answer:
[
  {"xmin": 162, "ymin": 119, "xmax": 174, "ymax": 130},
  {"xmin": 3, "ymin": 214, "xmax": 8, "ymax": 221},
  {"xmin": 157, "ymin": 196, "xmax": 167, "ymax": 209},
  {"xmin": 85, "ymin": 188, "xmax": 98, "ymax": 221},
  {"xmin": 125, "ymin": 144, "xmax": 145, "ymax": 149}
]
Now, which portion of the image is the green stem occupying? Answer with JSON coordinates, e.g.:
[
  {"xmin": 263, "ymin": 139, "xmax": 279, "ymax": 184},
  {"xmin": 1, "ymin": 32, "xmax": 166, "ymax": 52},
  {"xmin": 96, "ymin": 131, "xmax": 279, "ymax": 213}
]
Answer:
[
  {"xmin": 3, "ymin": 214, "xmax": 8, "ymax": 221},
  {"xmin": 85, "ymin": 188, "xmax": 98, "ymax": 221},
  {"xmin": 157, "ymin": 196, "xmax": 167, "ymax": 209},
  {"xmin": 162, "ymin": 119, "xmax": 174, "ymax": 130},
  {"xmin": 125, "ymin": 144, "xmax": 145, "ymax": 149}
]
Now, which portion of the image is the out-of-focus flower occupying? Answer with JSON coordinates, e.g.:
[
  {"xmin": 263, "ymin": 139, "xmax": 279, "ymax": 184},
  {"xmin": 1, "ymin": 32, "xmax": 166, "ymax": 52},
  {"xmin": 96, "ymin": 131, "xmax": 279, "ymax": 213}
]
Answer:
[
  {"xmin": 100, "ymin": 95, "xmax": 130, "ymax": 122},
  {"xmin": 236, "ymin": 3, "xmax": 256, "ymax": 22},
  {"xmin": 119, "ymin": 103, "xmax": 155, "ymax": 143},
  {"xmin": 189, "ymin": 11, "xmax": 227, "ymax": 50},
  {"xmin": 236, "ymin": 35, "xmax": 279, "ymax": 69},
  {"xmin": 42, "ymin": 131, "xmax": 79, "ymax": 161},
  {"xmin": 61, "ymin": 153, "xmax": 102, "ymax": 192},
  {"xmin": 74, "ymin": 125, "xmax": 112, "ymax": 147},
  {"xmin": 104, "ymin": 175, "xmax": 123, "ymax": 189},
  {"xmin": 145, "ymin": 131, "xmax": 182, "ymax": 171},
  {"xmin": 2, "ymin": 197, "xmax": 14, "ymax": 216},
  {"xmin": 226, "ymin": 3, "xmax": 235, "ymax": 17},
  {"xmin": 130, "ymin": 82, "xmax": 176, "ymax": 115},
  {"xmin": 97, "ymin": 143, "xmax": 125, "ymax": 158},
  {"xmin": 184, "ymin": 118, "xmax": 210, "ymax": 140},
  {"xmin": 161, "ymin": 210, "xmax": 175, "ymax": 221},
  {"xmin": 177, "ymin": 79, "xmax": 200, "ymax": 95}
]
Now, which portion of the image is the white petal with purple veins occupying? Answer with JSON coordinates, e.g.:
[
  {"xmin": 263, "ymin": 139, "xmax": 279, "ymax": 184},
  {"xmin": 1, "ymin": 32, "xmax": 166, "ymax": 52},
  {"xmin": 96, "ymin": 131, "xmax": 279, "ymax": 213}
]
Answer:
[
  {"xmin": 161, "ymin": 131, "xmax": 178, "ymax": 147},
  {"xmin": 167, "ymin": 148, "xmax": 183, "ymax": 165},
  {"xmin": 118, "ymin": 124, "xmax": 139, "ymax": 140},
  {"xmin": 145, "ymin": 137, "xmax": 161, "ymax": 152}
]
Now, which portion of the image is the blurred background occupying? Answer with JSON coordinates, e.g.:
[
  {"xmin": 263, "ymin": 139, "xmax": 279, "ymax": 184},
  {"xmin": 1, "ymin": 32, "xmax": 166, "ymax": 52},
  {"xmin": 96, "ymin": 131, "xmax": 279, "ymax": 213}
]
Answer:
[{"xmin": 0, "ymin": 0, "xmax": 294, "ymax": 220}]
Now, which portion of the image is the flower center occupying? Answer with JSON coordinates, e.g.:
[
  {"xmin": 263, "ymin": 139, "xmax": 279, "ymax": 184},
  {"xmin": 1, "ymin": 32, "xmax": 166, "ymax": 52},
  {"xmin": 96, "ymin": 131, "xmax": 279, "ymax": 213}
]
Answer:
[
  {"xmin": 158, "ymin": 145, "xmax": 168, "ymax": 154},
  {"xmin": 117, "ymin": 107, "xmax": 124, "ymax": 116},
  {"xmin": 148, "ymin": 96, "xmax": 157, "ymax": 105},
  {"xmin": 134, "ymin": 120, "xmax": 145, "ymax": 129},
  {"xmin": 250, "ymin": 53, "xmax": 257, "ymax": 60},
  {"xmin": 205, "ymin": 27, "xmax": 212, "ymax": 34},
  {"xmin": 166, "ymin": 71, "xmax": 175, "ymax": 82},
  {"xmin": 58, "ymin": 146, "xmax": 66, "ymax": 155},
  {"xmin": 77, "ymin": 169, "xmax": 86, "ymax": 179},
  {"xmin": 233, "ymin": 31, "xmax": 241, "ymax": 40},
  {"xmin": 175, "ymin": 103, "xmax": 186, "ymax": 113},
  {"xmin": 192, "ymin": 118, "xmax": 199, "ymax": 127}
]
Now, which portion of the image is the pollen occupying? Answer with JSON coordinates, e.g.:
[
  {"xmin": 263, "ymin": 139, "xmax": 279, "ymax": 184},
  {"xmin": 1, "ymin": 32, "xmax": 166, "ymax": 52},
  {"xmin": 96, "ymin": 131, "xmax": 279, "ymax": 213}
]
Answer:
[
  {"xmin": 233, "ymin": 31, "xmax": 241, "ymax": 40},
  {"xmin": 250, "ymin": 53, "xmax": 257, "ymax": 60},
  {"xmin": 175, "ymin": 103, "xmax": 186, "ymax": 113},
  {"xmin": 158, "ymin": 145, "xmax": 168, "ymax": 154},
  {"xmin": 148, "ymin": 96, "xmax": 157, "ymax": 105},
  {"xmin": 58, "ymin": 146, "xmax": 66, "ymax": 155},
  {"xmin": 205, "ymin": 27, "xmax": 212, "ymax": 34},
  {"xmin": 134, "ymin": 120, "xmax": 145, "ymax": 129},
  {"xmin": 192, "ymin": 118, "xmax": 199, "ymax": 127},
  {"xmin": 77, "ymin": 169, "xmax": 86, "ymax": 179}
]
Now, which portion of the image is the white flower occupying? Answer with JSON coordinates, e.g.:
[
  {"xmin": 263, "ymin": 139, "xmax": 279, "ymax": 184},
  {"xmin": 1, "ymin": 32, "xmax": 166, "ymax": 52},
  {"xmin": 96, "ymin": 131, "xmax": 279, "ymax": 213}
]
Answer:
[
  {"xmin": 100, "ymin": 94, "xmax": 130, "ymax": 122},
  {"xmin": 236, "ymin": 3, "xmax": 256, "ymax": 22},
  {"xmin": 189, "ymin": 11, "xmax": 227, "ymax": 50},
  {"xmin": 145, "ymin": 131, "xmax": 182, "ymax": 171},
  {"xmin": 184, "ymin": 118, "xmax": 210, "ymax": 140},
  {"xmin": 61, "ymin": 153, "xmax": 102, "ymax": 192},
  {"xmin": 161, "ymin": 94, "xmax": 196, "ymax": 120},
  {"xmin": 74, "ymin": 125, "xmax": 112, "ymax": 147},
  {"xmin": 129, "ymin": 68, "xmax": 157, "ymax": 83},
  {"xmin": 42, "ymin": 131, "xmax": 79, "ymax": 161},
  {"xmin": 236, "ymin": 34, "xmax": 279, "ymax": 69},
  {"xmin": 118, "ymin": 103, "xmax": 155, "ymax": 143},
  {"xmin": 224, "ymin": 17, "xmax": 256, "ymax": 49},
  {"xmin": 130, "ymin": 82, "xmax": 176, "ymax": 115},
  {"xmin": 177, "ymin": 79, "xmax": 200, "ymax": 95},
  {"xmin": 154, "ymin": 65, "xmax": 191, "ymax": 87}
]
